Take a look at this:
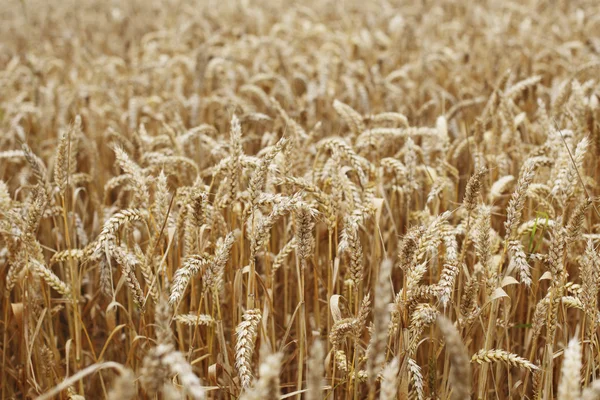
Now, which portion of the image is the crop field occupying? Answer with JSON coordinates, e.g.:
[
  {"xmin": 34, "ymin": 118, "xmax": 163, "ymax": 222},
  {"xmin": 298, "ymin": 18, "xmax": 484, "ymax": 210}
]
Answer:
[{"xmin": 1, "ymin": 0, "xmax": 600, "ymax": 399}]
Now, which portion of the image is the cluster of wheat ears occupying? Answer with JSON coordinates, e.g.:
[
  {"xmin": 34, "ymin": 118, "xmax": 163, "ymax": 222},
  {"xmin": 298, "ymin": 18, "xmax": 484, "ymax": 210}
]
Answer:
[{"xmin": 2, "ymin": 0, "xmax": 600, "ymax": 399}]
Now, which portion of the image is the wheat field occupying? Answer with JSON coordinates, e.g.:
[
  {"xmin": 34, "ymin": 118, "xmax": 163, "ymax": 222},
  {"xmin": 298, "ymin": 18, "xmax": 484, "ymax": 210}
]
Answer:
[{"xmin": 1, "ymin": 0, "xmax": 600, "ymax": 399}]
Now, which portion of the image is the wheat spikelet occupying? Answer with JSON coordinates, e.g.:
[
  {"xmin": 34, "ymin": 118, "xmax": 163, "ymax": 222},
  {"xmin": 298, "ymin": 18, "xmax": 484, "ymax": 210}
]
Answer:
[
  {"xmin": 39, "ymin": 345, "xmax": 55, "ymax": 386},
  {"xmin": 93, "ymin": 209, "xmax": 147, "ymax": 259},
  {"xmin": 276, "ymin": 176, "xmax": 337, "ymax": 228},
  {"xmin": 24, "ymin": 185, "xmax": 48, "ymax": 236},
  {"xmin": 307, "ymin": 340, "xmax": 324, "ymax": 400},
  {"xmin": 240, "ymin": 353, "xmax": 282, "ymax": 400},
  {"xmin": 416, "ymin": 211, "xmax": 451, "ymax": 262},
  {"xmin": 152, "ymin": 170, "xmax": 170, "ymax": 225},
  {"xmin": 437, "ymin": 315, "xmax": 471, "ymax": 400},
  {"xmin": 227, "ymin": 114, "xmax": 243, "ymax": 206},
  {"xmin": 70, "ymin": 212, "xmax": 88, "ymax": 246},
  {"xmin": 397, "ymin": 225, "xmax": 425, "ymax": 270},
  {"xmin": 580, "ymin": 240, "xmax": 599, "ymax": 337},
  {"xmin": 407, "ymin": 357, "xmax": 424, "ymax": 400},
  {"xmin": 489, "ymin": 175, "xmax": 515, "ymax": 202},
  {"xmin": 334, "ymin": 349, "xmax": 349, "ymax": 372},
  {"xmin": 247, "ymin": 137, "xmax": 288, "ymax": 213},
  {"xmin": 107, "ymin": 368, "xmax": 136, "ymax": 400},
  {"xmin": 69, "ymin": 172, "xmax": 92, "ymax": 188},
  {"xmin": 330, "ymin": 294, "xmax": 371, "ymax": 347},
  {"xmin": 5, "ymin": 259, "xmax": 25, "ymax": 295},
  {"xmin": 250, "ymin": 194, "xmax": 307, "ymax": 259},
  {"xmin": 505, "ymin": 75, "xmax": 542, "ymax": 100},
  {"xmin": 505, "ymin": 160, "xmax": 537, "ymax": 239},
  {"xmin": 379, "ymin": 358, "xmax": 400, "ymax": 400},
  {"xmin": 53, "ymin": 127, "xmax": 70, "ymax": 195},
  {"xmin": 112, "ymin": 246, "xmax": 145, "ymax": 311},
  {"xmin": 271, "ymin": 96, "xmax": 307, "ymax": 142},
  {"xmin": 112, "ymin": 146, "xmax": 148, "ymax": 207},
  {"xmin": 553, "ymin": 79, "xmax": 573, "ymax": 115},
  {"xmin": 445, "ymin": 96, "xmax": 487, "ymax": 121},
  {"xmin": 566, "ymin": 198, "xmax": 591, "ymax": 243},
  {"xmin": 558, "ymin": 136, "xmax": 589, "ymax": 201},
  {"xmin": 174, "ymin": 314, "xmax": 214, "ymax": 326},
  {"xmin": 437, "ymin": 256, "xmax": 459, "ymax": 302},
  {"xmin": 272, "ymin": 237, "xmax": 296, "ymax": 273},
  {"xmin": 143, "ymin": 333, "xmax": 205, "ymax": 399},
  {"xmin": 409, "ymin": 304, "xmax": 438, "ymax": 352},
  {"xmin": 294, "ymin": 204, "xmax": 315, "ymax": 264},
  {"xmin": 372, "ymin": 112, "xmax": 409, "ymax": 127},
  {"xmin": 463, "ymin": 168, "xmax": 487, "ymax": 213},
  {"xmin": 508, "ymin": 240, "xmax": 531, "ymax": 286},
  {"xmin": 169, "ymin": 254, "xmax": 211, "ymax": 305},
  {"xmin": 367, "ymin": 259, "xmax": 392, "ymax": 386},
  {"xmin": 204, "ymin": 230, "xmax": 238, "ymax": 296},
  {"xmin": 547, "ymin": 226, "xmax": 567, "ymax": 280},
  {"xmin": 531, "ymin": 293, "xmax": 585, "ymax": 339},
  {"xmin": 340, "ymin": 216, "xmax": 363, "ymax": 287},
  {"xmin": 182, "ymin": 191, "xmax": 205, "ymax": 256},
  {"xmin": 438, "ymin": 230, "xmax": 460, "ymax": 306},
  {"xmin": 333, "ymin": 99, "xmax": 365, "ymax": 138},
  {"xmin": 235, "ymin": 308, "xmax": 262, "ymax": 389},
  {"xmin": 403, "ymin": 137, "xmax": 419, "ymax": 193},
  {"xmin": 141, "ymin": 293, "xmax": 203, "ymax": 398},
  {"xmin": 21, "ymin": 143, "xmax": 47, "ymax": 186},
  {"xmin": 471, "ymin": 349, "xmax": 538, "ymax": 371},
  {"xmin": 0, "ymin": 150, "xmax": 27, "ymax": 160},
  {"xmin": 29, "ymin": 259, "xmax": 71, "ymax": 298},
  {"xmin": 474, "ymin": 205, "xmax": 492, "ymax": 273},
  {"xmin": 558, "ymin": 335, "xmax": 582, "ymax": 400},
  {"xmin": 154, "ymin": 294, "xmax": 174, "ymax": 345},
  {"xmin": 0, "ymin": 181, "xmax": 11, "ymax": 212},
  {"xmin": 330, "ymin": 318, "xmax": 356, "ymax": 348},
  {"xmin": 161, "ymin": 349, "xmax": 206, "ymax": 399},
  {"xmin": 318, "ymin": 137, "xmax": 368, "ymax": 187},
  {"xmin": 582, "ymin": 380, "xmax": 600, "ymax": 400},
  {"xmin": 333, "ymin": 349, "xmax": 368, "ymax": 381},
  {"xmin": 381, "ymin": 157, "xmax": 407, "ymax": 183}
]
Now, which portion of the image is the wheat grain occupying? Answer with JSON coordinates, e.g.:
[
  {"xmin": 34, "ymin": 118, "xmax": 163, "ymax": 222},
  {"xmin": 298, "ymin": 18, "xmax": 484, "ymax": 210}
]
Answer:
[{"xmin": 367, "ymin": 259, "xmax": 392, "ymax": 387}]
